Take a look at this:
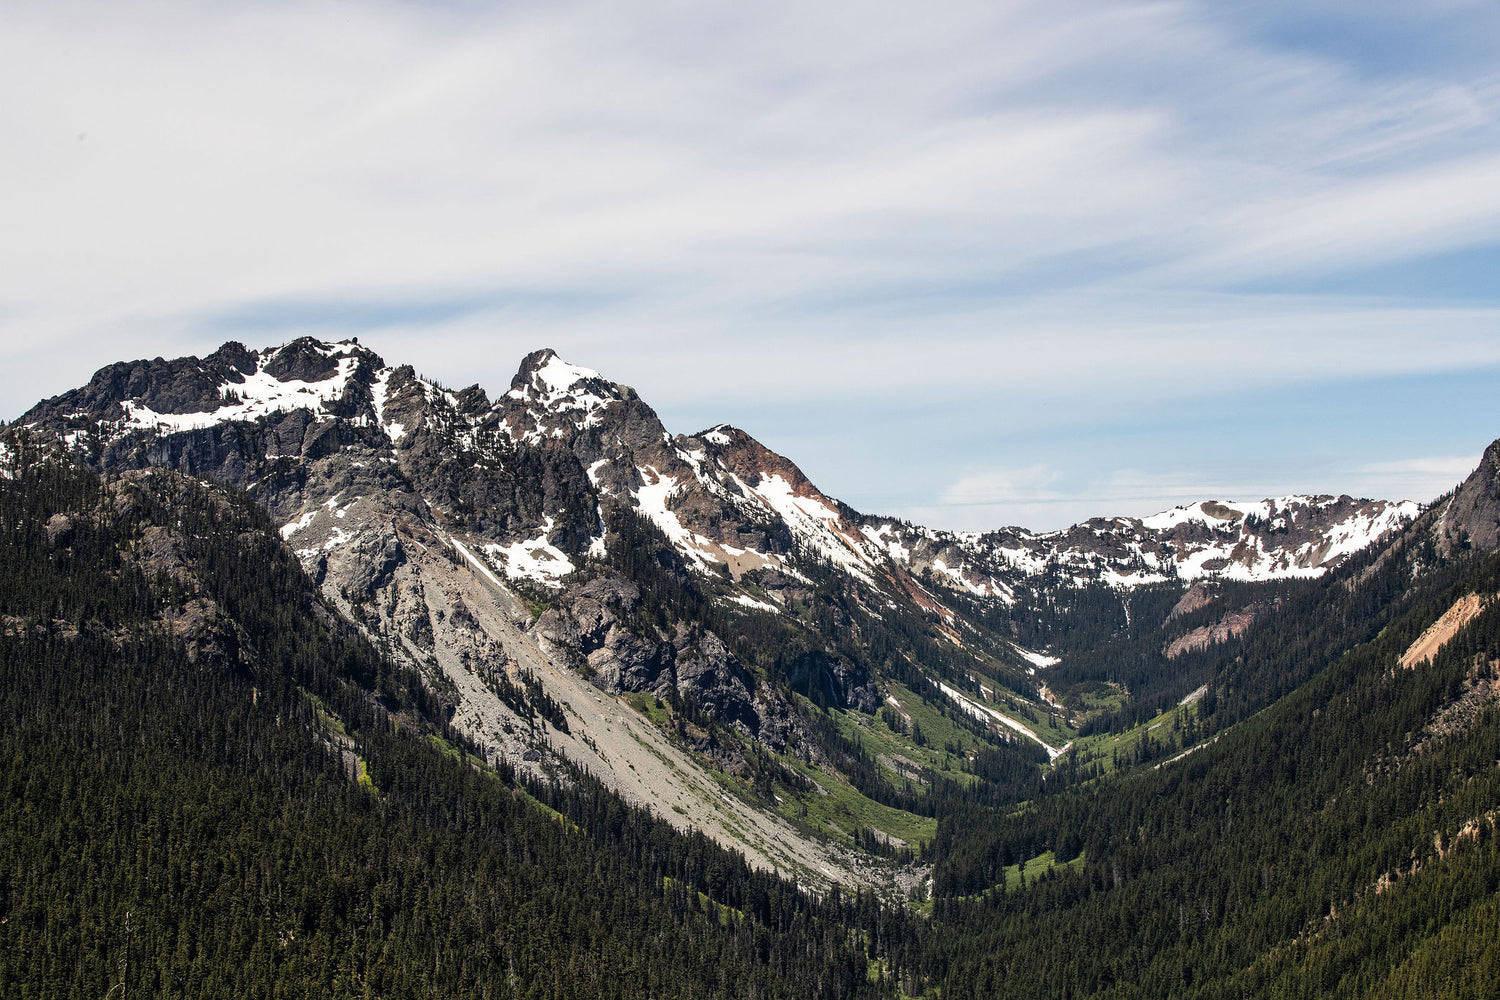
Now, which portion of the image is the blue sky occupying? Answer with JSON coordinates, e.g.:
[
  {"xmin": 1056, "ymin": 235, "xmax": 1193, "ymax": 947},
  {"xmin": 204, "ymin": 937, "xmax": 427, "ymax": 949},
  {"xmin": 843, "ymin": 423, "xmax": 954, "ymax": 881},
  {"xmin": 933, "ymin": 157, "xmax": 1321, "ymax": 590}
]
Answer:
[{"xmin": 2, "ymin": 0, "xmax": 1498, "ymax": 529}]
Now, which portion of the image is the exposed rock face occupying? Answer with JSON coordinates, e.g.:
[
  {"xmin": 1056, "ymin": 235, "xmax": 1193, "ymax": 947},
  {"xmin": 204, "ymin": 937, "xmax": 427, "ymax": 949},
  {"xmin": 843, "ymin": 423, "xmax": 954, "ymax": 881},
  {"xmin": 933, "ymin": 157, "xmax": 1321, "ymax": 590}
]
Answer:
[
  {"xmin": 536, "ymin": 578, "xmax": 671, "ymax": 694},
  {"xmin": 671, "ymin": 625, "xmax": 762, "ymax": 737},
  {"xmin": 1163, "ymin": 604, "xmax": 1271, "ymax": 659},
  {"xmin": 44, "ymin": 513, "xmax": 73, "ymax": 546},
  {"xmin": 1166, "ymin": 582, "xmax": 1218, "ymax": 623},
  {"xmin": 1439, "ymin": 440, "xmax": 1500, "ymax": 556},
  {"xmin": 329, "ymin": 521, "xmax": 407, "ymax": 599},
  {"xmin": 535, "ymin": 576, "xmax": 771, "ymax": 745}
]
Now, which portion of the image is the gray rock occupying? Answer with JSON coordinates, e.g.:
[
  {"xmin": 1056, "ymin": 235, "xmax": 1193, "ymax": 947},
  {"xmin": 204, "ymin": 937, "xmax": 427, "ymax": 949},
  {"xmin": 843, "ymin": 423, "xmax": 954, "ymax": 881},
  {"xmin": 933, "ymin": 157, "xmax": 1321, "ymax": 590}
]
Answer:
[
  {"xmin": 44, "ymin": 513, "xmax": 74, "ymax": 546},
  {"xmin": 1439, "ymin": 439, "xmax": 1500, "ymax": 555}
]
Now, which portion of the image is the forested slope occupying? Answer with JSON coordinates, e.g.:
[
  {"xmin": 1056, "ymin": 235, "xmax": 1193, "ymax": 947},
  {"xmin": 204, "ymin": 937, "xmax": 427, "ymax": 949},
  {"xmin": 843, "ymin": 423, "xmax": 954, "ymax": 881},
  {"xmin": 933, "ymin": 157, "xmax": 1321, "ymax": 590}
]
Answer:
[
  {"xmin": 4, "ymin": 440, "xmax": 1499, "ymax": 999},
  {"xmin": 920, "ymin": 532, "xmax": 1500, "ymax": 998},
  {"xmin": 0, "ymin": 455, "xmax": 913, "ymax": 999}
]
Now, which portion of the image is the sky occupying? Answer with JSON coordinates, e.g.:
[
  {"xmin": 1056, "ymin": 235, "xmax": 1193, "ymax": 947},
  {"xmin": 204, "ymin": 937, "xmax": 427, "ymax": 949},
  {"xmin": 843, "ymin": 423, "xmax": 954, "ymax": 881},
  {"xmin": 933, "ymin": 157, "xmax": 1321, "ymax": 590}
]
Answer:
[{"xmin": 3, "ymin": 0, "xmax": 1499, "ymax": 530}]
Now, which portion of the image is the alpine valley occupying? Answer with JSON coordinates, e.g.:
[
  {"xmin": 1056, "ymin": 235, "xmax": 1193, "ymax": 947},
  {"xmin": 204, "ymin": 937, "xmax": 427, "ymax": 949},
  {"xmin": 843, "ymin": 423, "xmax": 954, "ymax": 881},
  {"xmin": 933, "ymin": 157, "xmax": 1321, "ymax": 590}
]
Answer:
[{"xmin": 3, "ymin": 337, "xmax": 1498, "ymax": 998}]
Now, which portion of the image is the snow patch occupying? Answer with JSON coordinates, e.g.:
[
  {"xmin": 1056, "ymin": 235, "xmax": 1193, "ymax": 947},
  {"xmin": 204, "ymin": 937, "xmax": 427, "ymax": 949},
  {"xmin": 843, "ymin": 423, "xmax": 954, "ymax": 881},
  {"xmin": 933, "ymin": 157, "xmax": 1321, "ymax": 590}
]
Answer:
[
  {"xmin": 1011, "ymin": 643, "xmax": 1060, "ymax": 668},
  {"xmin": 119, "ymin": 352, "xmax": 361, "ymax": 435},
  {"xmin": 280, "ymin": 510, "xmax": 317, "ymax": 540},
  {"xmin": 368, "ymin": 367, "xmax": 406, "ymax": 444},
  {"xmin": 861, "ymin": 523, "xmax": 911, "ymax": 563},
  {"xmin": 1179, "ymin": 684, "xmax": 1209, "ymax": 706},
  {"xmin": 449, "ymin": 537, "xmax": 509, "ymax": 593},
  {"xmin": 481, "ymin": 517, "xmax": 577, "ymax": 588},
  {"xmin": 725, "ymin": 593, "xmax": 779, "ymax": 613},
  {"xmin": 632, "ymin": 466, "xmax": 724, "ymax": 569},
  {"xmin": 937, "ymin": 682, "xmax": 1066, "ymax": 759},
  {"xmin": 506, "ymin": 353, "xmax": 616, "ymax": 430},
  {"xmin": 738, "ymin": 473, "xmax": 876, "ymax": 584},
  {"xmin": 322, "ymin": 527, "xmax": 353, "ymax": 551}
]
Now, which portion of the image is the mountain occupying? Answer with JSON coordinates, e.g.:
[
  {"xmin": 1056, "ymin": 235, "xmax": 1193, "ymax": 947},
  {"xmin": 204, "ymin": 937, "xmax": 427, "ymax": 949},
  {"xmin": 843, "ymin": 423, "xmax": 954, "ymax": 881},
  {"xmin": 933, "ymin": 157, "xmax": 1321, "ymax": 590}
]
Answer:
[
  {"xmin": 3, "ymin": 336, "xmax": 1425, "ymax": 885},
  {"xmin": 16, "ymin": 338, "xmax": 1414, "ymax": 596},
  {"xmin": 5, "ymin": 335, "xmax": 1500, "ymax": 998}
]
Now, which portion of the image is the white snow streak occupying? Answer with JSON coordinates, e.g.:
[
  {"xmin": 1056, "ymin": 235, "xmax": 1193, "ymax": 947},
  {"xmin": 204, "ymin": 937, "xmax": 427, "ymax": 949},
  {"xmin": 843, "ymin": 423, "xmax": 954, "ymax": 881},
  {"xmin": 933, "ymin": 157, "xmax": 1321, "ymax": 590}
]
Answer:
[
  {"xmin": 937, "ymin": 682, "xmax": 1066, "ymax": 759},
  {"xmin": 121, "ymin": 349, "xmax": 360, "ymax": 434}
]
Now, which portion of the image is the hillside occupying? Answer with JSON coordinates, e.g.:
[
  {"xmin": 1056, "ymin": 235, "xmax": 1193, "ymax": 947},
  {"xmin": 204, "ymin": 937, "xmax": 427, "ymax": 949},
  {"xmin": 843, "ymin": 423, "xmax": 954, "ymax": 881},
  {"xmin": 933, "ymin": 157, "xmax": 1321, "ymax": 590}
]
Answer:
[{"xmin": 0, "ymin": 453, "xmax": 903, "ymax": 998}]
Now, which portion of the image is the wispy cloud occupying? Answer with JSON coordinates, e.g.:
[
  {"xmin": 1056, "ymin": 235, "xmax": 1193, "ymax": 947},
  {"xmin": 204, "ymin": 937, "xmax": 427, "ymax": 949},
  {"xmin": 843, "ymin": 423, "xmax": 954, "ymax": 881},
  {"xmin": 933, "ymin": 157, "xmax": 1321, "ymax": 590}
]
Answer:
[
  {"xmin": 1348, "ymin": 455, "xmax": 1480, "ymax": 502},
  {"xmin": 940, "ymin": 466, "xmax": 1067, "ymax": 506}
]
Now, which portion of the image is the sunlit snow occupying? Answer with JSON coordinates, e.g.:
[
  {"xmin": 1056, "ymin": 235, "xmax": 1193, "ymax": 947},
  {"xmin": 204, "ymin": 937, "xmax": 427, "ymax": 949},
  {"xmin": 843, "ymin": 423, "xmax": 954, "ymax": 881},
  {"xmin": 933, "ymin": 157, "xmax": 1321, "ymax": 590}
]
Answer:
[
  {"xmin": 725, "ymin": 593, "xmax": 779, "ymax": 613},
  {"xmin": 120, "ymin": 347, "xmax": 361, "ymax": 434},
  {"xmin": 938, "ymin": 682, "xmax": 1065, "ymax": 759},
  {"xmin": 279, "ymin": 510, "xmax": 317, "ymax": 540},
  {"xmin": 1011, "ymin": 643, "xmax": 1060, "ymax": 668},
  {"xmin": 481, "ymin": 517, "xmax": 576, "ymax": 588},
  {"xmin": 738, "ymin": 473, "xmax": 877, "ymax": 585}
]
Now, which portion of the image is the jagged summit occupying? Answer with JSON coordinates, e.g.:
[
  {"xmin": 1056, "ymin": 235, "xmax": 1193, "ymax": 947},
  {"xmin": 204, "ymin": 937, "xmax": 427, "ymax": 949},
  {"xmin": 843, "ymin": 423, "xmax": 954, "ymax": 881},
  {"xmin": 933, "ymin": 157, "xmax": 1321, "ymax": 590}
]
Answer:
[
  {"xmin": 13, "ymin": 336, "xmax": 1423, "ymax": 598},
  {"xmin": 508, "ymin": 347, "xmax": 603, "ymax": 394}
]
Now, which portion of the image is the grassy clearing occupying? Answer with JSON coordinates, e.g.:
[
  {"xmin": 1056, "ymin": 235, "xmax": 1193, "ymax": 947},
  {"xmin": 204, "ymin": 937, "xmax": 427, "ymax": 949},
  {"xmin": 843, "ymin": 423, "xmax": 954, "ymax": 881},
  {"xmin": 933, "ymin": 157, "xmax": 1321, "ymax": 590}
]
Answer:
[
  {"xmin": 968, "ymin": 683, "xmax": 1076, "ymax": 751},
  {"xmin": 661, "ymin": 876, "xmax": 746, "ymax": 927},
  {"xmin": 780, "ymin": 759, "xmax": 937, "ymax": 850},
  {"xmin": 875, "ymin": 682, "xmax": 991, "ymax": 777},
  {"xmin": 625, "ymin": 690, "xmax": 672, "ymax": 727},
  {"xmin": 520, "ymin": 788, "xmax": 579, "ymax": 832},
  {"xmin": 426, "ymin": 732, "xmax": 490, "ymax": 767},
  {"xmin": 1067, "ymin": 701, "xmax": 1208, "ymax": 776},
  {"xmin": 1065, "ymin": 680, "xmax": 1129, "ymax": 718},
  {"xmin": 301, "ymin": 688, "xmax": 348, "ymax": 737},
  {"xmin": 1001, "ymin": 849, "xmax": 1086, "ymax": 891},
  {"xmin": 881, "ymin": 675, "xmax": 1076, "ymax": 760}
]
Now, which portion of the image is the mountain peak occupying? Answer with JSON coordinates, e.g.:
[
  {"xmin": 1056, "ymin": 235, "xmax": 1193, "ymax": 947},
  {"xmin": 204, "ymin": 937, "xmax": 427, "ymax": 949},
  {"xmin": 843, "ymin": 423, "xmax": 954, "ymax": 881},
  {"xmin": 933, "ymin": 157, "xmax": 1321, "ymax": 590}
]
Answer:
[
  {"xmin": 504, "ymin": 348, "xmax": 620, "ymax": 430},
  {"xmin": 1438, "ymin": 439, "xmax": 1500, "ymax": 555},
  {"xmin": 261, "ymin": 336, "xmax": 375, "ymax": 383},
  {"xmin": 510, "ymin": 348, "xmax": 603, "ymax": 393}
]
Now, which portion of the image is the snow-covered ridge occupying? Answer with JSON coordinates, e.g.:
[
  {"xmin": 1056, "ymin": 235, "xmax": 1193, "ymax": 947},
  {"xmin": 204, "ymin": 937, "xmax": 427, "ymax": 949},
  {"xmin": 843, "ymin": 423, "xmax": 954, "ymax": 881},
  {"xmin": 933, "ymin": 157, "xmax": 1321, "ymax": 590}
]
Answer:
[
  {"xmin": 733, "ymin": 471, "xmax": 879, "ymax": 585},
  {"xmin": 120, "ymin": 349, "xmax": 362, "ymax": 435},
  {"xmin": 14, "ymin": 337, "xmax": 1423, "ymax": 608},
  {"xmin": 871, "ymin": 495, "xmax": 1421, "ymax": 594}
]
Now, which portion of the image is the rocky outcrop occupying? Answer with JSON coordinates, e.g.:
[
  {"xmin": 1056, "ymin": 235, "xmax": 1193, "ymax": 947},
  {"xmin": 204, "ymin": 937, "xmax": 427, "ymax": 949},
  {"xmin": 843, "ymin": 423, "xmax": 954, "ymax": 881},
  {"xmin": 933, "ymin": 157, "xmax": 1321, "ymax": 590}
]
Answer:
[
  {"xmin": 1438, "ymin": 440, "xmax": 1500, "ymax": 556},
  {"xmin": 1163, "ymin": 603, "xmax": 1271, "ymax": 659},
  {"xmin": 534, "ymin": 575, "xmax": 771, "ymax": 744},
  {"xmin": 1166, "ymin": 582, "xmax": 1218, "ymax": 623}
]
